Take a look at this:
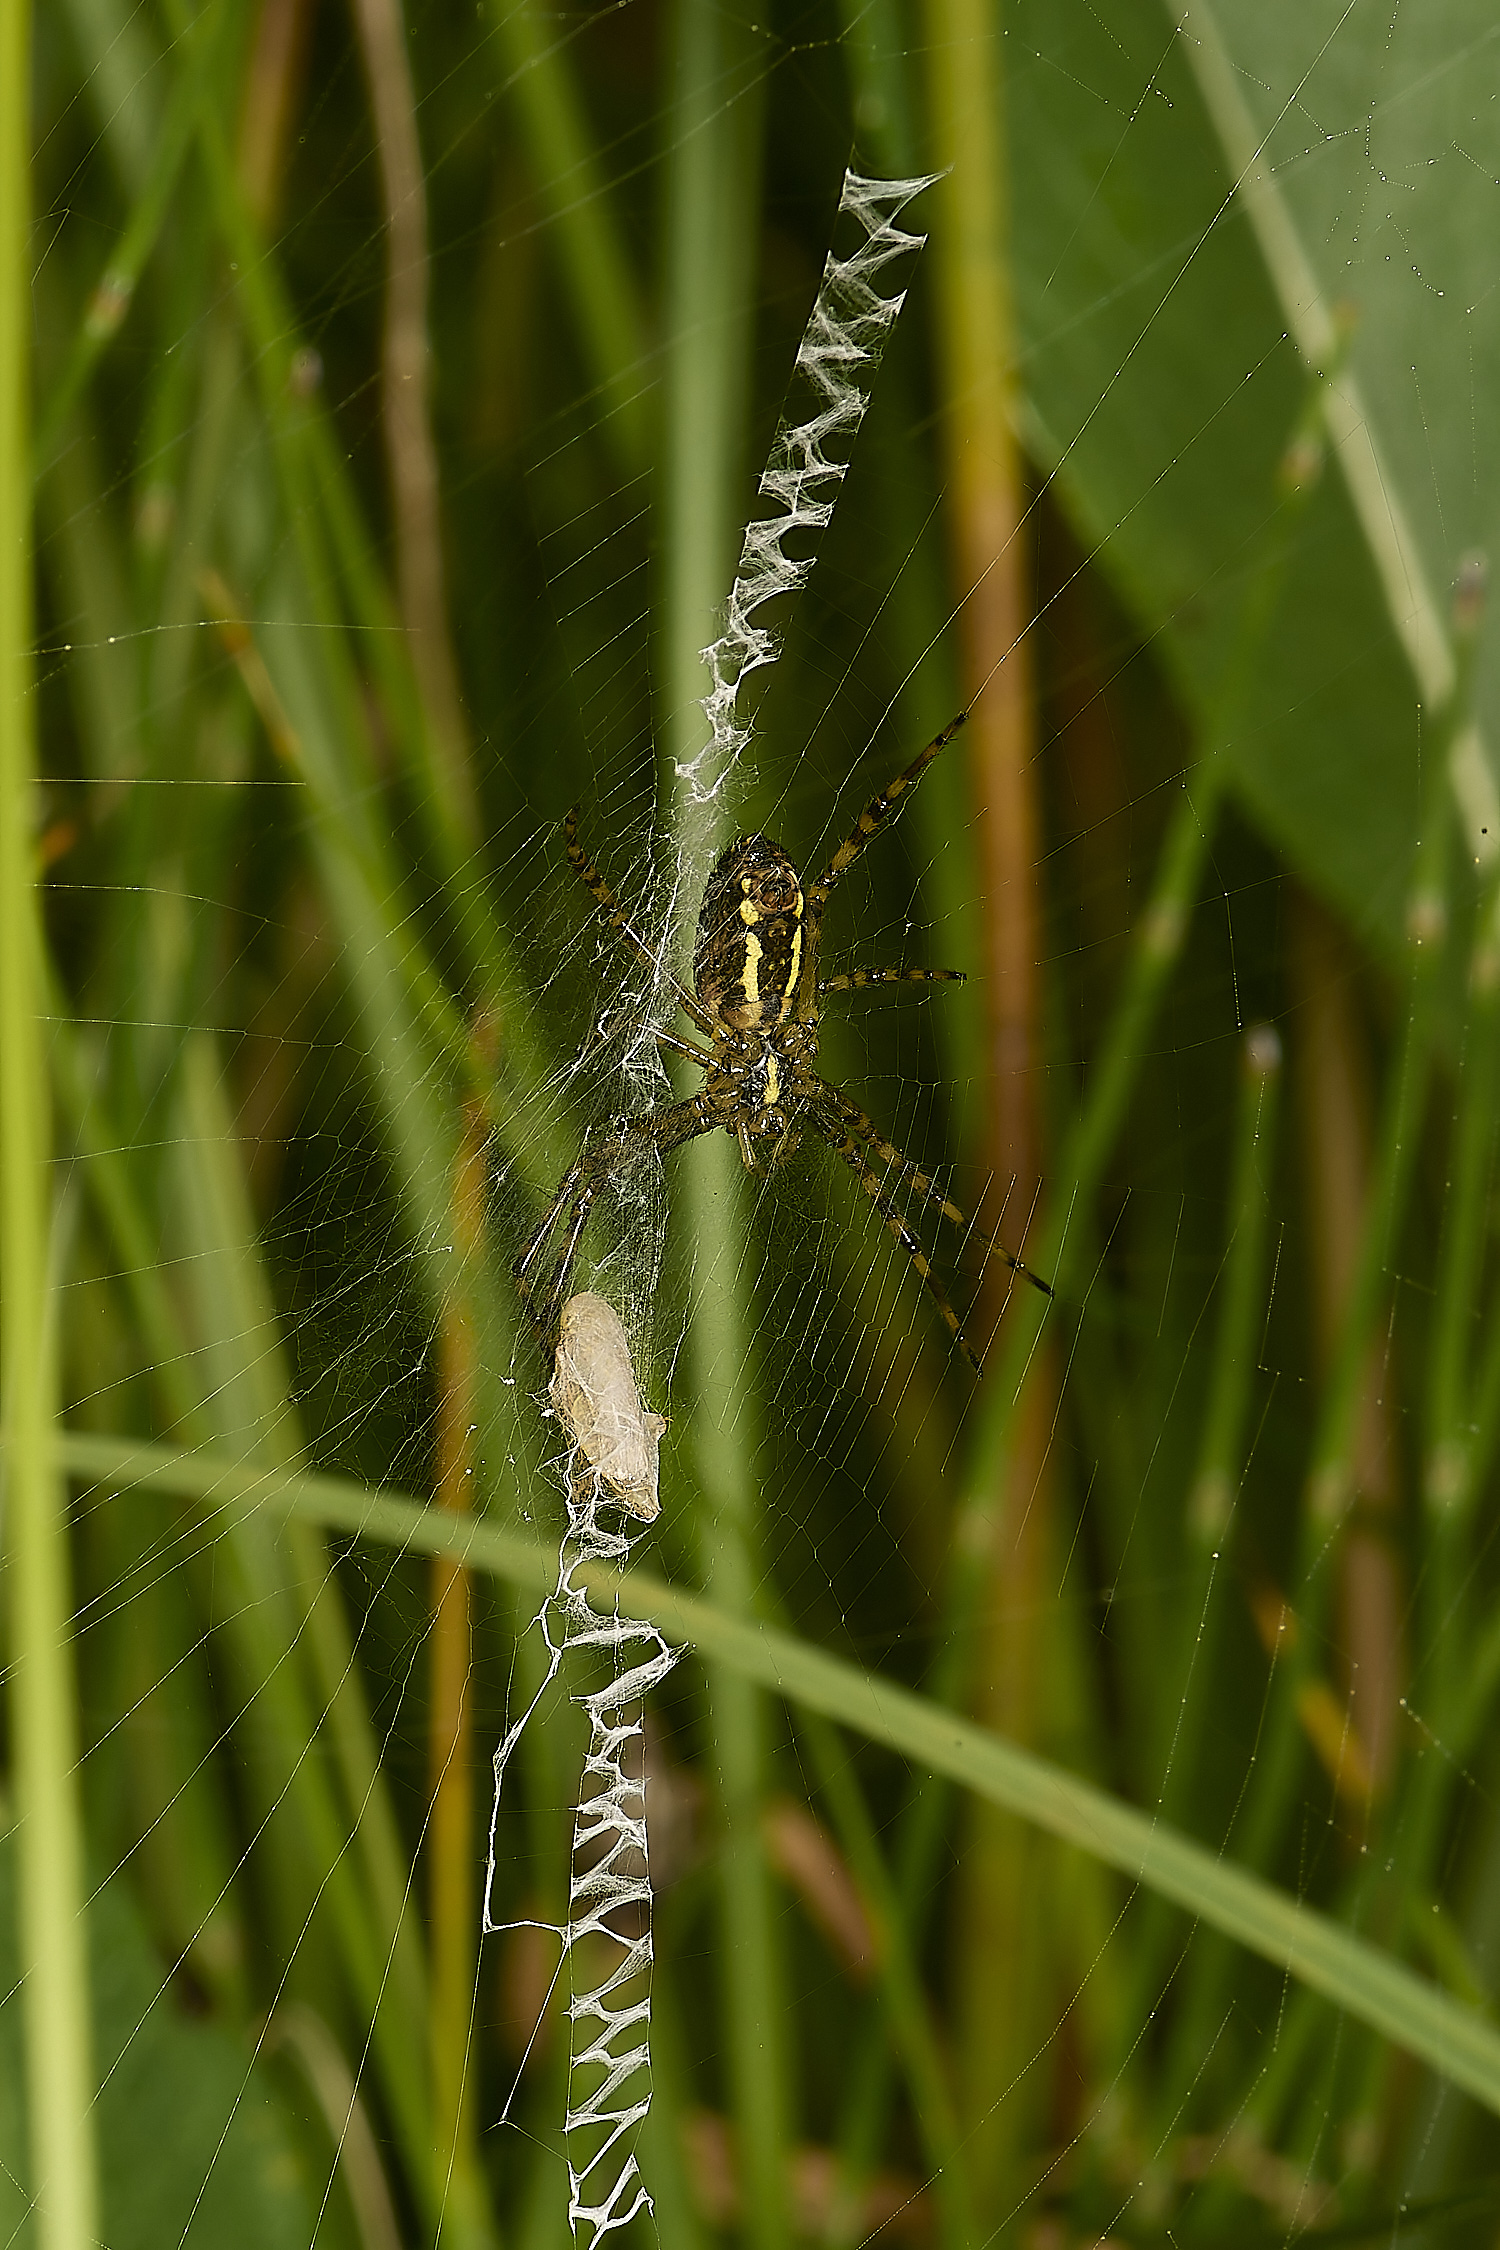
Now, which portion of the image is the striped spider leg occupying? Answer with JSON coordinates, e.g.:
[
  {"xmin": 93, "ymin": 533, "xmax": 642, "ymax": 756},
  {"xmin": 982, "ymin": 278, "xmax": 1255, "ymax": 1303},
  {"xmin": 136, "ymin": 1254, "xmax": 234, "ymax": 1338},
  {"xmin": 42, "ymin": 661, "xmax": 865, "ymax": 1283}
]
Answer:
[
  {"xmin": 518, "ymin": 710, "xmax": 1049, "ymax": 1369},
  {"xmin": 514, "ymin": 1095, "xmax": 716, "ymax": 1345},
  {"xmin": 805, "ymin": 1080, "xmax": 1049, "ymax": 1371}
]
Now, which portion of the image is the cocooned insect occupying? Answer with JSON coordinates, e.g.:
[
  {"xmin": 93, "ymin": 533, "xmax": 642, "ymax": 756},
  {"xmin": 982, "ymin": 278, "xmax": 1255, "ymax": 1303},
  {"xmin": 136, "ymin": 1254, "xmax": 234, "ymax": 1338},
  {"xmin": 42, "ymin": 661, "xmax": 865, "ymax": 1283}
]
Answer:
[{"xmin": 549, "ymin": 1292, "xmax": 667, "ymax": 1521}]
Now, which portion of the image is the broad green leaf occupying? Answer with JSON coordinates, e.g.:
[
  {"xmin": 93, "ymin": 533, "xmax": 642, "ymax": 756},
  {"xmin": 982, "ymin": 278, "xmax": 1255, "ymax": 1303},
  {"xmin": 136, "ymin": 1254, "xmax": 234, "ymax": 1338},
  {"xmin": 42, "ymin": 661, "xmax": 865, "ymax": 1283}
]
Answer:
[
  {"xmin": 1009, "ymin": 0, "xmax": 1500, "ymax": 944},
  {"xmin": 1185, "ymin": 0, "xmax": 1500, "ymax": 849},
  {"xmin": 0, "ymin": 1833, "xmax": 309, "ymax": 2247}
]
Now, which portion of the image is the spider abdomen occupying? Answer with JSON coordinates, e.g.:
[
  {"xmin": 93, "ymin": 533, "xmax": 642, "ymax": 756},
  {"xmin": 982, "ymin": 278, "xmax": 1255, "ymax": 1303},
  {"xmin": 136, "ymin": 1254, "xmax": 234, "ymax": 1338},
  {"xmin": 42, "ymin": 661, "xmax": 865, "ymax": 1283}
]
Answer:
[{"xmin": 693, "ymin": 834, "xmax": 818, "ymax": 1031}]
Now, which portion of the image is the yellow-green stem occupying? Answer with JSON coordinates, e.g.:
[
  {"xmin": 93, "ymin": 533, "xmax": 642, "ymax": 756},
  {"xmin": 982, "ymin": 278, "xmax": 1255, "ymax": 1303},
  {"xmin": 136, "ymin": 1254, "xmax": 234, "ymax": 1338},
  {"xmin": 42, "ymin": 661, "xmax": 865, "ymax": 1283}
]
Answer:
[
  {"xmin": 662, "ymin": 5, "xmax": 785, "ymax": 2240},
  {"xmin": 1128, "ymin": 1023, "xmax": 1283, "ymax": 2022},
  {"xmin": 0, "ymin": 0, "xmax": 98, "ymax": 2234},
  {"xmin": 495, "ymin": 0, "xmax": 652, "ymax": 478}
]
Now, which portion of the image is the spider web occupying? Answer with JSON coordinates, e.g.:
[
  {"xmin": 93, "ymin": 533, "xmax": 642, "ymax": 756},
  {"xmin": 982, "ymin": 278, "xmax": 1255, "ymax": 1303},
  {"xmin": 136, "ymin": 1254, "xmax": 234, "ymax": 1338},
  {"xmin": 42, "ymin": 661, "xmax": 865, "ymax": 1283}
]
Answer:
[
  {"xmin": 480, "ymin": 165, "xmax": 937, "ymax": 2248},
  {"xmin": 23, "ymin": 1, "xmax": 1500, "ymax": 2247}
]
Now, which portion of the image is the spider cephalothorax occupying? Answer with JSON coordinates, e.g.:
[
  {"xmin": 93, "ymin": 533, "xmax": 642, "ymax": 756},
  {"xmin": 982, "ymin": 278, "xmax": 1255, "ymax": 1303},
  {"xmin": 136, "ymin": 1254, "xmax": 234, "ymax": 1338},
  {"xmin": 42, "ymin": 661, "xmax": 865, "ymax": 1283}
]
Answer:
[{"xmin": 515, "ymin": 712, "xmax": 1047, "ymax": 1372}]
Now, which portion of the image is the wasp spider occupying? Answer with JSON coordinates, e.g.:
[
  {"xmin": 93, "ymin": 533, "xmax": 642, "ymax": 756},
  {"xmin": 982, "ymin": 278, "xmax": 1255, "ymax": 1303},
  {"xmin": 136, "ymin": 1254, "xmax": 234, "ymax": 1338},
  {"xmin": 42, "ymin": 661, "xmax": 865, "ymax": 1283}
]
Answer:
[{"xmin": 515, "ymin": 714, "xmax": 1047, "ymax": 1371}]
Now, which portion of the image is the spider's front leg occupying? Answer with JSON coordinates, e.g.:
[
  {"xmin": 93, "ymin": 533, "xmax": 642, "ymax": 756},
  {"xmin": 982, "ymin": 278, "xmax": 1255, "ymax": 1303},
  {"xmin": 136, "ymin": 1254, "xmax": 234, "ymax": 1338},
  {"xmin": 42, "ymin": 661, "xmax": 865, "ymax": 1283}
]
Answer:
[
  {"xmin": 819, "ymin": 966, "xmax": 965, "ymax": 995},
  {"xmin": 806, "ymin": 711, "xmax": 968, "ymax": 911}
]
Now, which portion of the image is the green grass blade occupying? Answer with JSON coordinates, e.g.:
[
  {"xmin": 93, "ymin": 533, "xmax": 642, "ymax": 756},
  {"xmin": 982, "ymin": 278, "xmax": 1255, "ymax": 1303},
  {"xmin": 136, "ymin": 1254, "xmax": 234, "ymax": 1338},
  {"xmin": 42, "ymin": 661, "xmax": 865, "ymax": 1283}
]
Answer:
[
  {"xmin": 1173, "ymin": 0, "xmax": 1464, "ymax": 732},
  {"xmin": 800, "ymin": 1709, "xmax": 974, "ymax": 2247},
  {"xmin": 493, "ymin": 0, "xmax": 652, "ymax": 476},
  {"xmin": 33, "ymin": 0, "xmax": 223, "ymax": 475},
  {"xmin": 53, "ymin": 1009, "xmax": 448, "ymax": 2223},
  {"xmin": 47, "ymin": 1427, "xmax": 1500, "ymax": 2123},
  {"xmin": 0, "ymin": 0, "xmax": 98, "ymax": 2231},
  {"xmin": 1126, "ymin": 1023, "xmax": 1283, "ymax": 2032},
  {"xmin": 660, "ymin": 4, "xmax": 785, "ymax": 2241}
]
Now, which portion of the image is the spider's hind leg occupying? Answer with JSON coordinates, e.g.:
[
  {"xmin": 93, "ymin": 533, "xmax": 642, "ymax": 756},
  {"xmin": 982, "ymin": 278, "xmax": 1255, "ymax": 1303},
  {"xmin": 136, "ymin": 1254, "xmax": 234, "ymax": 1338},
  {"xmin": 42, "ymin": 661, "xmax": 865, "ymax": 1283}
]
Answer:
[
  {"xmin": 814, "ymin": 1083, "xmax": 1051, "ymax": 1300},
  {"xmin": 514, "ymin": 1094, "xmax": 718, "ymax": 1353},
  {"xmin": 513, "ymin": 1150, "xmax": 595, "ymax": 1347},
  {"xmin": 810, "ymin": 1110, "xmax": 982, "ymax": 1372},
  {"xmin": 812, "ymin": 1081, "xmax": 966, "ymax": 1227}
]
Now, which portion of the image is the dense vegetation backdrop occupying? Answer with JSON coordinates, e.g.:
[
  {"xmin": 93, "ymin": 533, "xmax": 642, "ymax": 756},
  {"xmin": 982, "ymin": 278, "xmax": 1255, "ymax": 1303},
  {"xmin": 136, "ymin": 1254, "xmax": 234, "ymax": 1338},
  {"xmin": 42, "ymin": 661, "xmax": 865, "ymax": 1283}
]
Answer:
[{"xmin": 10, "ymin": 0, "xmax": 1500, "ymax": 2244}]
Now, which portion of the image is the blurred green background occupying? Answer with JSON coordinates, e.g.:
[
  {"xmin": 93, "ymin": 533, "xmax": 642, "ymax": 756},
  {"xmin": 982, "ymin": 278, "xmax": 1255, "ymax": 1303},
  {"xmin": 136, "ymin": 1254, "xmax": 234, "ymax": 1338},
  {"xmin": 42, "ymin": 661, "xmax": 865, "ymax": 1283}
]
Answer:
[{"xmin": 13, "ymin": 0, "xmax": 1500, "ymax": 2242}]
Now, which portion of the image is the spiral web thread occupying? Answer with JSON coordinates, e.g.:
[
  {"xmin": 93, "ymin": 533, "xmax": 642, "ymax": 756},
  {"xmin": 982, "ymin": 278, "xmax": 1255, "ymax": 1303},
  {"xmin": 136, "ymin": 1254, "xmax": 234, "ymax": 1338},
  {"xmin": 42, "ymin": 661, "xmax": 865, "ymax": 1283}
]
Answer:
[
  {"xmin": 678, "ymin": 164, "xmax": 941, "ymax": 805},
  {"xmin": 489, "ymin": 169, "xmax": 933, "ymax": 2243}
]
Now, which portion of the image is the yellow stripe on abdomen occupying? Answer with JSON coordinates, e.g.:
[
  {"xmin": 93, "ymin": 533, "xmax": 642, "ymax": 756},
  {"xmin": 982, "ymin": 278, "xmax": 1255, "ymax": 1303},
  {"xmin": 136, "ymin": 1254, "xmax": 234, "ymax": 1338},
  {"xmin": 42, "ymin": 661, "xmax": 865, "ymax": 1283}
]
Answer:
[
  {"xmin": 741, "ymin": 930, "xmax": 763, "ymax": 1011},
  {"xmin": 777, "ymin": 915, "xmax": 802, "ymax": 1022}
]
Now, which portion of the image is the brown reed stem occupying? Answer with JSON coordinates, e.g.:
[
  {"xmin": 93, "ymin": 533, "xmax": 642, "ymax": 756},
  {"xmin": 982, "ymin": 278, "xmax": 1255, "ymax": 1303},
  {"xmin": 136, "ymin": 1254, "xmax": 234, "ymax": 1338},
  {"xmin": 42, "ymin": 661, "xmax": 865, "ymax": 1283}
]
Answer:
[
  {"xmin": 238, "ymin": 0, "xmax": 315, "ymax": 228},
  {"xmin": 1289, "ymin": 886, "xmax": 1404, "ymax": 1796},
  {"xmin": 429, "ymin": 1092, "xmax": 488, "ymax": 2230},
  {"xmin": 349, "ymin": 0, "xmax": 475, "ymax": 838},
  {"xmin": 928, "ymin": 0, "xmax": 1056, "ymax": 2195}
]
